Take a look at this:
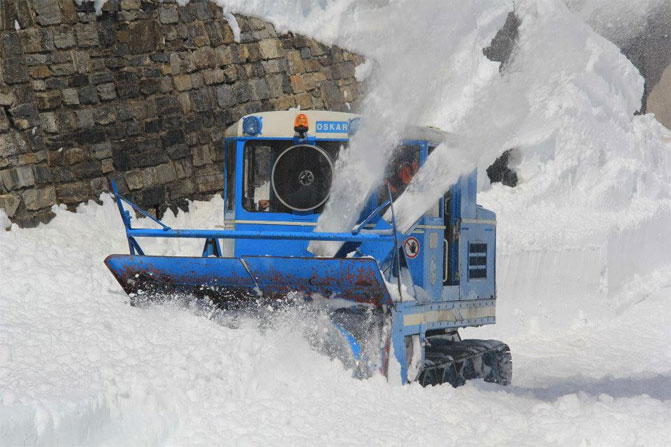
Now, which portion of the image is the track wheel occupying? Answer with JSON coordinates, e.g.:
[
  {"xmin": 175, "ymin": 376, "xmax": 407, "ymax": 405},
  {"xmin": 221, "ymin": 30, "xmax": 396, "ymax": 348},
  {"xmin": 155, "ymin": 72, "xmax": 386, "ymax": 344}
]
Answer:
[{"xmin": 482, "ymin": 345, "xmax": 512, "ymax": 385}]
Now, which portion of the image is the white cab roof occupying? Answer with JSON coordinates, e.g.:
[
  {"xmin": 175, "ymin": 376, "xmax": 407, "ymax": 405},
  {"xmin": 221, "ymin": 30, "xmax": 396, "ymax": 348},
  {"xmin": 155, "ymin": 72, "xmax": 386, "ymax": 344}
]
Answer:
[
  {"xmin": 225, "ymin": 110, "xmax": 359, "ymax": 139},
  {"xmin": 225, "ymin": 110, "xmax": 452, "ymax": 144}
]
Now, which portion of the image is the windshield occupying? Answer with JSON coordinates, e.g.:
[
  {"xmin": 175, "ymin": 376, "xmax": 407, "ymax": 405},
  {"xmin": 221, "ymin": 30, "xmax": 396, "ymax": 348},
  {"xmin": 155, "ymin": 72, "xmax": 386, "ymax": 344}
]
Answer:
[
  {"xmin": 243, "ymin": 140, "xmax": 344, "ymax": 213},
  {"xmin": 378, "ymin": 145, "xmax": 420, "ymax": 203}
]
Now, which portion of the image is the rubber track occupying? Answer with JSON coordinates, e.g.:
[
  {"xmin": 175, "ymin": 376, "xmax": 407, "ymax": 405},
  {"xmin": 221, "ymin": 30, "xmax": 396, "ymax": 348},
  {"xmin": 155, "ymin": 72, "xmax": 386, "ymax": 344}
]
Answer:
[{"xmin": 418, "ymin": 338, "xmax": 512, "ymax": 387}]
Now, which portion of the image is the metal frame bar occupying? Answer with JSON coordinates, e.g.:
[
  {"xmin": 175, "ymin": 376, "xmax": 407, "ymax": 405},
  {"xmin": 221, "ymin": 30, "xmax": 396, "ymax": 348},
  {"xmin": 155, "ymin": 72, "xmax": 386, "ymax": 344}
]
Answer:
[
  {"xmin": 125, "ymin": 228, "xmax": 395, "ymax": 242},
  {"xmin": 110, "ymin": 181, "xmax": 395, "ymax": 256},
  {"xmin": 352, "ymin": 199, "xmax": 391, "ymax": 235}
]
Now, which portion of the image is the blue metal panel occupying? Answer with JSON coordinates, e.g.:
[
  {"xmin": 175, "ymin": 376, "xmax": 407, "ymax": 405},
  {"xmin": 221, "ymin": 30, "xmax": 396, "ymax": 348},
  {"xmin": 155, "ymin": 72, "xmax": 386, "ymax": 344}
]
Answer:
[
  {"xmin": 391, "ymin": 305, "xmax": 409, "ymax": 384},
  {"xmin": 223, "ymin": 139, "xmax": 231, "ymax": 217},
  {"xmin": 446, "ymin": 184, "xmax": 462, "ymax": 285},
  {"xmin": 402, "ymin": 142, "xmax": 426, "ymax": 290},
  {"xmin": 399, "ymin": 142, "xmax": 444, "ymax": 302},
  {"xmin": 234, "ymin": 138, "xmax": 245, "ymax": 218},
  {"xmin": 234, "ymin": 222, "xmax": 315, "ymax": 257},
  {"xmin": 461, "ymin": 170, "xmax": 477, "ymax": 219},
  {"xmin": 476, "ymin": 206, "xmax": 496, "ymax": 221},
  {"xmin": 419, "ymin": 227, "xmax": 444, "ymax": 301},
  {"xmin": 105, "ymin": 254, "xmax": 394, "ymax": 307},
  {"xmin": 441, "ymin": 284, "xmax": 461, "ymax": 301},
  {"xmin": 105, "ymin": 255, "xmax": 258, "ymax": 300},
  {"xmin": 242, "ymin": 256, "xmax": 392, "ymax": 306}
]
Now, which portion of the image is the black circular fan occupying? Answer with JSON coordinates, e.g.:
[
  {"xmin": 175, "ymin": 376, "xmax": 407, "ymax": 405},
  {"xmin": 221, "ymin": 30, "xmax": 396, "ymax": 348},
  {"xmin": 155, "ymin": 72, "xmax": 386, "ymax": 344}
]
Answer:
[{"xmin": 271, "ymin": 144, "xmax": 334, "ymax": 212}]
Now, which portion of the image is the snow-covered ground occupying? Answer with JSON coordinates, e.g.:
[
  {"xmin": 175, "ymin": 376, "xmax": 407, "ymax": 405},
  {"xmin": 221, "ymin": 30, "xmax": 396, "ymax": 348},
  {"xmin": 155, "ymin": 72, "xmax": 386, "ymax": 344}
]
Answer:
[
  {"xmin": 1, "ymin": 196, "xmax": 670, "ymax": 446},
  {"xmin": 2, "ymin": 0, "xmax": 671, "ymax": 445}
]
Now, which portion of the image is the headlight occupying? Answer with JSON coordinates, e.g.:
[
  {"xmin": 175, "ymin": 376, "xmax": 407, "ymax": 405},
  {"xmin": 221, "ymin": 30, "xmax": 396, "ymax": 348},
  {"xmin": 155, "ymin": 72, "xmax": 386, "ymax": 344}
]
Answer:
[{"xmin": 242, "ymin": 116, "xmax": 262, "ymax": 136}]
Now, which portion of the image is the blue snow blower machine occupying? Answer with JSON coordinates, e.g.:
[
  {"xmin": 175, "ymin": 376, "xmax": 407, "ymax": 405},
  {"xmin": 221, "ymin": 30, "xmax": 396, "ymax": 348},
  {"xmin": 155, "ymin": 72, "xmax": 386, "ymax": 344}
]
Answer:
[{"xmin": 105, "ymin": 110, "xmax": 511, "ymax": 387}]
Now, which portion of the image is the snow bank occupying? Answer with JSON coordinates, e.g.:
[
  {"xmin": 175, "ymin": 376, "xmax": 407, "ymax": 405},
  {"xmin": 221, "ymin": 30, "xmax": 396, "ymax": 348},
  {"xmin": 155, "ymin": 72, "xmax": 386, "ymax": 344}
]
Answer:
[
  {"xmin": 391, "ymin": 0, "xmax": 654, "ymax": 228},
  {"xmin": 477, "ymin": 112, "xmax": 671, "ymax": 330},
  {"xmin": 1, "ymin": 198, "xmax": 670, "ymax": 446}
]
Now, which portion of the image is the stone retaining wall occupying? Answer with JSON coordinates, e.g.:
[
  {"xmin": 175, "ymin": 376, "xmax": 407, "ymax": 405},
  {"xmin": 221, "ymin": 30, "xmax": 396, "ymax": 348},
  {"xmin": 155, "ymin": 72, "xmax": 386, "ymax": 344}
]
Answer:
[{"xmin": 0, "ymin": 0, "xmax": 364, "ymax": 226}]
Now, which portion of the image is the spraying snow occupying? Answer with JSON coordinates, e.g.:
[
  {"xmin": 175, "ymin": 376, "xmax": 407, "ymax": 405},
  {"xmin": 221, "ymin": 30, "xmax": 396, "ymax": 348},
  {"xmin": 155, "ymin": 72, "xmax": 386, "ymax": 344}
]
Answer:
[
  {"xmin": 310, "ymin": 0, "xmax": 511, "ymax": 254},
  {"xmin": 564, "ymin": 0, "xmax": 669, "ymax": 47},
  {"xmin": 391, "ymin": 0, "xmax": 669, "ymax": 230}
]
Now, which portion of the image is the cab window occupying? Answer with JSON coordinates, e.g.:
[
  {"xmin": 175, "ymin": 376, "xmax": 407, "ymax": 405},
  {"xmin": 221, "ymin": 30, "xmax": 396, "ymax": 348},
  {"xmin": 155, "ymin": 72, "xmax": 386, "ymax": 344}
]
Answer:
[
  {"xmin": 242, "ymin": 140, "xmax": 343, "ymax": 213},
  {"xmin": 225, "ymin": 142, "xmax": 235, "ymax": 211},
  {"xmin": 379, "ymin": 145, "xmax": 420, "ymax": 203},
  {"xmin": 243, "ymin": 143, "xmax": 273, "ymax": 212}
]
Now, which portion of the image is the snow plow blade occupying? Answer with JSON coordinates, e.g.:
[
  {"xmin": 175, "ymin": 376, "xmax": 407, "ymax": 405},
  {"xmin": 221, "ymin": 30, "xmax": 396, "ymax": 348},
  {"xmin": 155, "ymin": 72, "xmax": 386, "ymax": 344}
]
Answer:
[{"xmin": 104, "ymin": 255, "xmax": 392, "ymax": 307}]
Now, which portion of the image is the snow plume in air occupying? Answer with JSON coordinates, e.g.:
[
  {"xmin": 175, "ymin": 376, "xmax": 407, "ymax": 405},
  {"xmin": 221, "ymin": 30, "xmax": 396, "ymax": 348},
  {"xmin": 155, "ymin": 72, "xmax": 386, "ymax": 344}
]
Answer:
[
  {"xmin": 308, "ymin": 0, "xmax": 512, "ymax": 255},
  {"xmin": 263, "ymin": 0, "xmax": 671, "ymax": 238},
  {"xmin": 165, "ymin": 0, "xmax": 507, "ymax": 255},
  {"xmin": 390, "ymin": 0, "xmax": 656, "ymax": 231},
  {"xmin": 220, "ymin": 0, "xmax": 671, "ymax": 253},
  {"xmin": 564, "ymin": 0, "xmax": 669, "ymax": 47}
]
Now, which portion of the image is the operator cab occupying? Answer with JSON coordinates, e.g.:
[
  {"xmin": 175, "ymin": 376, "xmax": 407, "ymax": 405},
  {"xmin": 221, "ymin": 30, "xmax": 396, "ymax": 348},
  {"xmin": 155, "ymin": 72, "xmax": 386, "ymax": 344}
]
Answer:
[
  {"xmin": 223, "ymin": 111, "xmax": 355, "ymax": 257},
  {"xmin": 223, "ymin": 111, "xmax": 430, "ymax": 243},
  {"xmin": 223, "ymin": 111, "xmax": 496, "ymax": 303},
  {"xmin": 241, "ymin": 139, "xmax": 338, "ymax": 214},
  {"xmin": 223, "ymin": 111, "xmax": 436, "ymax": 227}
]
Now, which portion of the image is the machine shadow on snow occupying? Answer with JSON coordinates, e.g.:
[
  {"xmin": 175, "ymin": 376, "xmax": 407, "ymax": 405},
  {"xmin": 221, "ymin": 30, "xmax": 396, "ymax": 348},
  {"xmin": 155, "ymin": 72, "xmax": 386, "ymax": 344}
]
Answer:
[{"xmin": 476, "ymin": 374, "xmax": 671, "ymax": 402}]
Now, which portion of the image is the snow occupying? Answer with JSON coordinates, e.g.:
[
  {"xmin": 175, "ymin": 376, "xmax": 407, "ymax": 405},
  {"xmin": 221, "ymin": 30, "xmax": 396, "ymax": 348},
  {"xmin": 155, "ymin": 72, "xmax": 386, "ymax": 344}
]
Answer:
[
  {"xmin": 223, "ymin": 13, "xmax": 241, "ymax": 43},
  {"xmin": 0, "ymin": 210, "xmax": 9, "ymax": 231},
  {"xmin": 564, "ymin": 0, "xmax": 668, "ymax": 47},
  {"xmin": 75, "ymin": 0, "xmax": 108, "ymax": 16},
  {"xmin": 1, "ymin": 194, "xmax": 669, "ymax": 445},
  {"xmin": 310, "ymin": 0, "xmax": 511, "ymax": 254},
  {"xmin": 2, "ymin": 0, "xmax": 671, "ymax": 445}
]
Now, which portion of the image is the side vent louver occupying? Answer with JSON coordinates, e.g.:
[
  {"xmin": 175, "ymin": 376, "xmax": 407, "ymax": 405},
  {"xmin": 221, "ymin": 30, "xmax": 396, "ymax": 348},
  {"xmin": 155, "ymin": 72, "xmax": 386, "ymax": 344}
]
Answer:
[{"xmin": 468, "ymin": 243, "xmax": 487, "ymax": 280}]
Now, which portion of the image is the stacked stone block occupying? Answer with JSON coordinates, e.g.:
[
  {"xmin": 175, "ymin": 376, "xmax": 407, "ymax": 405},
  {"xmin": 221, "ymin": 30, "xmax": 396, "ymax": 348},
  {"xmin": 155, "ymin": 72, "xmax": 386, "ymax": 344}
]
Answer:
[{"xmin": 0, "ymin": 0, "xmax": 364, "ymax": 226}]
